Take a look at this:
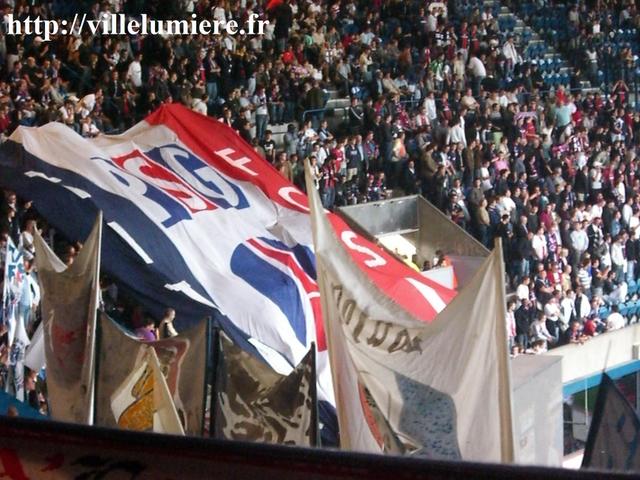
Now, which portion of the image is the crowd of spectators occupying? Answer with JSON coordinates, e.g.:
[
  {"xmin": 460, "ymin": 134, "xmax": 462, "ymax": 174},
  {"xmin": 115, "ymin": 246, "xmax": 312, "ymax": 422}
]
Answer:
[
  {"xmin": 0, "ymin": 0, "xmax": 639, "ymax": 373},
  {"xmin": 528, "ymin": 0, "xmax": 640, "ymax": 89}
]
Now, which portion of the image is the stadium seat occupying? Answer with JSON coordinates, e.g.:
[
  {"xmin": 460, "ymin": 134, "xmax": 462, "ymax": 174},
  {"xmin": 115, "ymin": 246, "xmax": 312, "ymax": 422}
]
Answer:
[
  {"xmin": 598, "ymin": 307, "xmax": 610, "ymax": 320},
  {"xmin": 620, "ymin": 303, "xmax": 632, "ymax": 317}
]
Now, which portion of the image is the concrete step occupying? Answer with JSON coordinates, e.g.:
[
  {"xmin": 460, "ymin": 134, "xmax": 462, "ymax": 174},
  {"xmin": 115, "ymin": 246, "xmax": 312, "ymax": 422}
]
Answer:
[
  {"xmin": 326, "ymin": 89, "xmax": 341, "ymax": 100},
  {"xmin": 267, "ymin": 123, "xmax": 290, "ymax": 135},
  {"xmin": 326, "ymin": 98, "xmax": 350, "ymax": 110}
]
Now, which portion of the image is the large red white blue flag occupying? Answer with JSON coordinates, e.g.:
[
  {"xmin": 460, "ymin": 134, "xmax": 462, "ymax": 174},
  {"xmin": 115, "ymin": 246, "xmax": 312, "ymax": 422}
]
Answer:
[{"xmin": 0, "ymin": 104, "xmax": 456, "ymax": 408}]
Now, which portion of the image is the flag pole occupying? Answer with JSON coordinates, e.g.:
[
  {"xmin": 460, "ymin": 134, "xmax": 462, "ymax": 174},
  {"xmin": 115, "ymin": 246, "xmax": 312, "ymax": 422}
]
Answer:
[
  {"xmin": 92, "ymin": 311, "xmax": 102, "ymax": 427},
  {"xmin": 309, "ymin": 342, "xmax": 320, "ymax": 448},
  {"xmin": 208, "ymin": 321, "xmax": 221, "ymax": 438},
  {"xmin": 494, "ymin": 237, "xmax": 516, "ymax": 463},
  {"xmin": 200, "ymin": 316, "xmax": 212, "ymax": 436}
]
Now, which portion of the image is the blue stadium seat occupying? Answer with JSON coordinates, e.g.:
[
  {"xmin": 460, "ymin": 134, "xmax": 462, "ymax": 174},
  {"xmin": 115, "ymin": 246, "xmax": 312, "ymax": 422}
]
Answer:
[{"xmin": 599, "ymin": 307, "xmax": 611, "ymax": 320}]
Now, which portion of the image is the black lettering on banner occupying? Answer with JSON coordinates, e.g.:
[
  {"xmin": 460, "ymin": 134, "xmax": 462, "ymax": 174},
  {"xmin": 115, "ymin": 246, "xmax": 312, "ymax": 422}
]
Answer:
[
  {"xmin": 330, "ymin": 281, "xmax": 423, "ymax": 353},
  {"xmin": 332, "ymin": 283, "xmax": 343, "ymax": 308},
  {"xmin": 352, "ymin": 311, "xmax": 367, "ymax": 344},
  {"xmin": 366, "ymin": 321, "xmax": 391, "ymax": 348},
  {"xmin": 388, "ymin": 329, "xmax": 423, "ymax": 354},
  {"xmin": 341, "ymin": 299, "xmax": 356, "ymax": 326}
]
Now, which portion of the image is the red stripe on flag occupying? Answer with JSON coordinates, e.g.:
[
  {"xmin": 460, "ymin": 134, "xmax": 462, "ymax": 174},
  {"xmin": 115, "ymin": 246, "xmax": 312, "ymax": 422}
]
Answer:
[{"xmin": 247, "ymin": 238, "xmax": 326, "ymax": 351}]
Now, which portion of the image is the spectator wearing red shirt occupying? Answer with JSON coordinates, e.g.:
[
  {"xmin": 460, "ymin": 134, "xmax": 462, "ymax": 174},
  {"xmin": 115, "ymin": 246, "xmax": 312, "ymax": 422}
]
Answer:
[{"xmin": 330, "ymin": 139, "xmax": 345, "ymax": 174}]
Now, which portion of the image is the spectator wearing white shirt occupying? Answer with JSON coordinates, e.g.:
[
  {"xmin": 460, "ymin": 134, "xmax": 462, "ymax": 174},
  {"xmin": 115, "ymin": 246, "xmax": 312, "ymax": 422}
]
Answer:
[
  {"xmin": 622, "ymin": 197, "xmax": 634, "ymax": 228},
  {"xmin": 560, "ymin": 290, "xmax": 577, "ymax": 329},
  {"xmin": 497, "ymin": 190, "xmax": 516, "ymax": 220},
  {"xmin": 423, "ymin": 92, "xmax": 438, "ymax": 124},
  {"xmin": 126, "ymin": 52, "xmax": 143, "ymax": 89},
  {"xmin": 530, "ymin": 311, "xmax": 555, "ymax": 347},
  {"xmin": 252, "ymin": 86, "xmax": 269, "ymax": 141},
  {"xmin": 516, "ymin": 276, "xmax": 531, "ymax": 302},
  {"xmin": 610, "ymin": 235, "xmax": 627, "ymax": 281},
  {"xmin": 502, "ymin": 35, "xmax": 520, "ymax": 77},
  {"xmin": 532, "ymin": 226, "xmax": 548, "ymax": 263},
  {"xmin": 448, "ymin": 116, "xmax": 466, "ymax": 147},
  {"xmin": 192, "ymin": 95, "xmax": 208, "ymax": 116},
  {"xmin": 570, "ymin": 222, "xmax": 589, "ymax": 267},
  {"xmin": 467, "ymin": 53, "xmax": 486, "ymax": 96},
  {"xmin": 606, "ymin": 304, "xmax": 625, "ymax": 331}
]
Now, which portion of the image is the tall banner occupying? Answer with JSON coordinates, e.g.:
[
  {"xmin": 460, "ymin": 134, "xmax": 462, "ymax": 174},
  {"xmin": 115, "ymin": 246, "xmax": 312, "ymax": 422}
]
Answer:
[
  {"xmin": 4, "ymin": 313, "xmax": 29, "ymax": 401},
  {"xmin": 214, "ymin": 330, "xmax": 317, "ymax": 446},
  {"xmin": 110, "ymin": 345, "xmax": 185, "ymax": 436},
  {"xmin": 2, "ymin": 237, "xmax": 25, "ymax": 347},
  {"xmin": 305, "ymin": 165, "xmax": 514, "ymax": 462},
  {"xmin": 24, "ymin": 321, "xmax": 45, "ymax": 372},
  {"xmin": 0, "ymin": 104, "xmax": 457, "ymax": 414},
  {"xmin": 33, "ymin": 212, "xmax": 102, "ymax": 425},
  {"xmin": 96, "ymin": 313, "xmax": 207, "ymax": 435},
  {"xmin": 582, "ymin": 374, "xmax": 640, "ymax": 470},
  {"xmin": 2, "ymin": 238, "xmax": 31, "ymax": 402}
]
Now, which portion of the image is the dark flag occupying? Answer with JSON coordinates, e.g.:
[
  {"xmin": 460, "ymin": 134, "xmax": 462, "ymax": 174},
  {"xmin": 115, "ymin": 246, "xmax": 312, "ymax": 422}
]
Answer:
[
  {"xmin": 582, "ymin": 374, "xmax": 640, "ymax": 471},
  {"xmin": 214, "ymin": 330, "xmax": 318, "ymax": 446}
]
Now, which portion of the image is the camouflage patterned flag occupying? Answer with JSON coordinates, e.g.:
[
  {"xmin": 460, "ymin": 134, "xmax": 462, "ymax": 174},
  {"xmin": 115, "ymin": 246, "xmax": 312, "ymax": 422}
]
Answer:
[{"xmin": 214, "ymin": 330, "xmax": 318, "ymax": 446}]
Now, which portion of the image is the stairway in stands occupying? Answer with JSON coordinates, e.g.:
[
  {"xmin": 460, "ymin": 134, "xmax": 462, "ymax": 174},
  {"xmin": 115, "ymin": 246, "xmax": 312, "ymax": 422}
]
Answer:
[
  {"xmin": 270, "ymin": 89, "xmax": 349, "ymax": 147},
  {"xmin": 453, "ymin": 0, "xmax": 583, "ymax": 91}
]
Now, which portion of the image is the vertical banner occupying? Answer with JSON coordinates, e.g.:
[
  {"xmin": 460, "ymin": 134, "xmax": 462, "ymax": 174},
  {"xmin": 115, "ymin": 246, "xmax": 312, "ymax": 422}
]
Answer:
[
  {"xmin": 33, "ymin": 212, "xmax": 102, "ymax": 425},
  {"xmin": 96, "ymin": 313, "xmax": 207, "ymax": 435},
  {"xmin": 2, "ymin": 237, "xmax": 25, "ymax": 347},
  {"xmin": 214, "ymin": 331, "xmax": 318, "ymax": 446},
  {"xmin": 110, "ymin": 345, "xmax": 185, "ymax": 435},
  {"xmin": 305, "ymin": 163, "xmax": 514, "ymax": 461}
]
